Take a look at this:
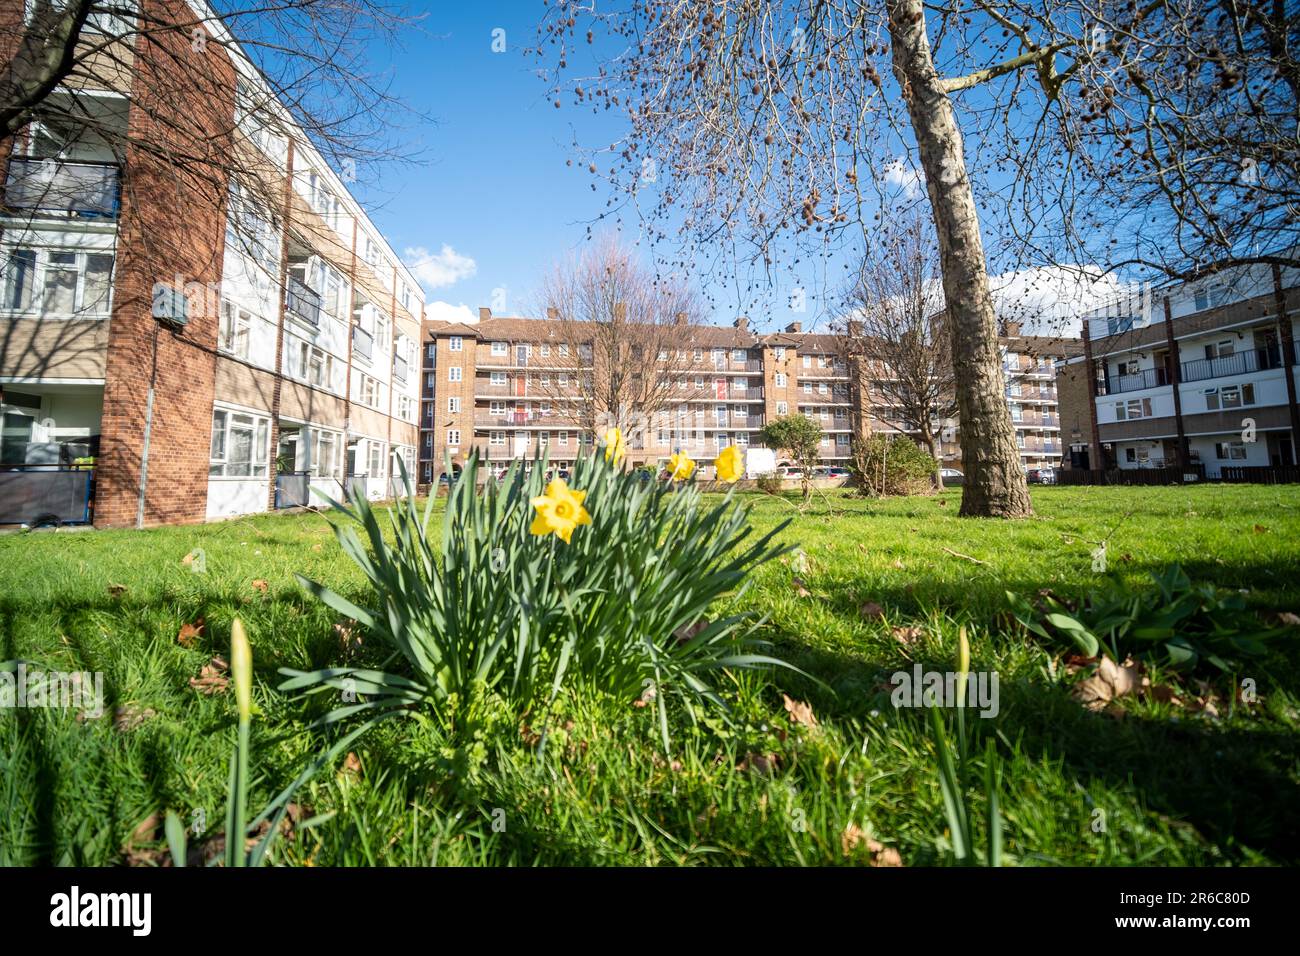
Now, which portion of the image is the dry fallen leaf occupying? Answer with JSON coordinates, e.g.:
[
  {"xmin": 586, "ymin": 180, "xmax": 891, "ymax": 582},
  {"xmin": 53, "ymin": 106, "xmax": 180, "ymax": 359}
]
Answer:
[
  {"xmin": 792, "ymin": 576, "xmax": 812, "ymax": 598},
  {"xmin": 1072, "ymin": 656, "xmax": 1141, "ymax": 711},
  {"xmin": 177, "ymin": 618, "xmax": 204, "ymax": 649},
  {"xmin": 251, "ymin": 579, "xmax": 269, "ymax": 593},
  {"xmin": 108, "ymin": 583, "xmax": 128, "ymax": 598},
  {"xmin": 673, "ymin": 619, "xmax": 709, "ymax": 644},
  {"xmin": 1278, "ymin": 611, "xmax": 1300, "ymax": 627},
  {"xmin": 190, "ymin": 657, "xmax": 229, "ymax": 695},
  {"xmin": 891, "ymin": 625, "xmax": 924, "ymax": 646},
  {"xmin": 1147, "ymin": 684, "xmax": 1184, "ymax": 707},
  {"xmin": 1253, "ymin": 524, "xmax": 1269, "ymax": 534},
  {"xmin": 114, "ymin": 705, "xmax": 157, "ymax": 732},
  {"xmin": 341, "ymin": 751, "xmax": 363, "ymax": 778},
  {"xmin": 737, "ymin": 752, "xmax": 780, "ymax": 776},
  {"xmin": 859, "ymin": 601, "xmax": 885, "ymax": 621},
  {"xmin": 335, "ymin": 620, "xmax": 361, "ymax": 655},
  {"xmin": 867, "ymin": 838, "xmax": 904, "ymax": 867},
  {"xmin": 841, "ymin": 822, "xmax": 866, "ymax": 856},
  {"xmin": 782, "ymin": 693, "xmax": 818, "ymax": 729}
]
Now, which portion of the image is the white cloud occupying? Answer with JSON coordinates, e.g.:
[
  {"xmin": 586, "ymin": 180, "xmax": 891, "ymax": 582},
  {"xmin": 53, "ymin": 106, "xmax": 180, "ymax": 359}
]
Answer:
[
  {"xmin": 989, "ymin": 265, "xmax": 1135, "ymax": 337},
  {"xmin": 881, "ymin": 158, "xmax": 924, "ymax": 199},
  {"xmin": 424, "ymin": 300, "xmax": 479, "ymax": 325},
  {"xmin": 403, "ymin": 244, "xmax": 477, "ymax": 290}
]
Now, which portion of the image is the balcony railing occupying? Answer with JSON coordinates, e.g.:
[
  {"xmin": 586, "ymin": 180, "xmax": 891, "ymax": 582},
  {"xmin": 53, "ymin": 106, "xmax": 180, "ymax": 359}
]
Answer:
[
  {"xmin": 3, "ymin": 157, "xmax": 120, "ymax": 219},
  {"xmin": 284, "ymin": 275, "xmax": 321, "ymax": 326},
  {"xmin": 352, "ymin": 325, "xmax": 373, "ymax": 362},
  {"xmin": 1179, "ymin": 344, "xmax": 1287, "ymax": 384},
  {"xmin": 1098, "ymin": 366, "xmax": 1170, "ymax": 396}
]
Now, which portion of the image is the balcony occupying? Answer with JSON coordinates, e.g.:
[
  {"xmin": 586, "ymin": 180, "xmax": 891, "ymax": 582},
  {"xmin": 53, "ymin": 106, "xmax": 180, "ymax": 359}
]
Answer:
[
  {"xmin": 285, "ymin": 275, "xmax": 321, "ymax": 327},
  {"xmin": 352, "ymin": 325, "xmax": 373, "ymax": 362},
  {"xmin": 1098, "ymin": 366, "xmax": 1170, "ymax": 396},
  {"xmin": 1179, "ymin": 343, "xmax": 1290, "ymax": 384},
  {"xmin": 4, "ymin": 157, "xmax": 120, "ymax": 220}
]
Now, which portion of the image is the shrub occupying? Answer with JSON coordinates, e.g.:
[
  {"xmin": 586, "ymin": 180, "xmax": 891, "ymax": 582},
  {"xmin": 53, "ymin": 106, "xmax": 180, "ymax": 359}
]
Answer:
[
  {"xmin": 284, "ymin": 449, "xmax": 796, "ymax": 751},
  {"xmin": 755, "ymin": 472, "xmax": 784, "ymax": 495},
  {"xmin": 760, "ymin": 415, "xmax": 823, "ymax": 499},
  {"xmin": 1007, "ymin": 565, "xmax": 1288, "ymax": 674},
  {"xmin": 851, "ymin": 434, "xmax": 935, "ymax": 496}
]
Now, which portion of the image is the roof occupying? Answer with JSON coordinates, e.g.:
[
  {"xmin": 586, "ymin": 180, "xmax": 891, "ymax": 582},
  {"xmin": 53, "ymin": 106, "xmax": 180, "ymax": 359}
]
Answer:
[{"xmin": 1004, "ymin": 335, "xmax": 1084, "ymax": 358}]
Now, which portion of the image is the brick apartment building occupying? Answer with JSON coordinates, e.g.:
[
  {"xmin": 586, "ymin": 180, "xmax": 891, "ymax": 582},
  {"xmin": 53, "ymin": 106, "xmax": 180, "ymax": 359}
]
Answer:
[
  {"xmin": 1056, "ymin": 262, "xmax": 1300, "ymax": 478},
  {"xmin": 417, "ymin": 310, "xmax": 1080, "ymax": 483},
  {"xmin": 0, "ymin": 0, "xmax": 424, "ymax": 527}
]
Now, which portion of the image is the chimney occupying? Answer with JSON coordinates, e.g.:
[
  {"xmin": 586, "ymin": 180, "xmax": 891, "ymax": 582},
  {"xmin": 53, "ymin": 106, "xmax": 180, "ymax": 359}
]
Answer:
[
  {"xmin": 674, "ymin": 312, "xmax": 688, "ymax": 326},
  {"xmin": 479, "ymin": 307, "xmax": 492, "ymax": 322},
  {"xmin": 546, "ymin": 307, "xmax": 559, "ymax": 321},
  {"xmin": 785, "ymin": 321, "xmax": 802, "ymax": 333},
  {"xmin": 1005, "ymin": 320, "xmax": 1022, "ymax": 338},
  {"xmin": 734, "ymin": 316, "xmax": 749, "ymax": 331}
]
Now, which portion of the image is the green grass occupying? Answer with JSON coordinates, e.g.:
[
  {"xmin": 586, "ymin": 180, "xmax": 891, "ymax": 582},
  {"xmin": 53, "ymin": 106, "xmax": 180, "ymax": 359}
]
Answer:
[{"xmin": 2, "ymin": 484, "xmax": 1298, "ymax": 866}]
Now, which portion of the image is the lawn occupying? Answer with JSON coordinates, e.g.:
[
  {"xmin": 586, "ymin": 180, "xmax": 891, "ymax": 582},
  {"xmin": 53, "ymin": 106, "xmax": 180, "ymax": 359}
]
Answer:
[{"xmin": 2, "ymin": 484, "xmax": 1299, "ymax": 866}]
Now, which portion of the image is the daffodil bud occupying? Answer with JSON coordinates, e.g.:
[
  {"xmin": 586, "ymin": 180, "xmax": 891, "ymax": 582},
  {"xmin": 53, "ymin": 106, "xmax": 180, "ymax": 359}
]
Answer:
[{"xmin": 231, "ymin": 618, "xmax": 252, "ymax": 722}]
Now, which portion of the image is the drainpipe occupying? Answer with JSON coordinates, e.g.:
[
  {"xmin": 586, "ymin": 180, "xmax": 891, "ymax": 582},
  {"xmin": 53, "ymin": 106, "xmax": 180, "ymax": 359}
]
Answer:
[
  {"xmin": 1080, "ymin": 320, "xmax": 1103, "ymax": 469},
  {"xmin": 1163, "ymin": 296, "xmax": 1190, "ymax": 468},
  {"xmin": 136, "ymin": 323, "xmax": 160, "ymax": 528}
]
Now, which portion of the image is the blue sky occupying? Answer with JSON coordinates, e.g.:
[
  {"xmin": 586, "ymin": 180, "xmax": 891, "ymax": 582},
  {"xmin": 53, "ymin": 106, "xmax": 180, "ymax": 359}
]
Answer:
[{"xmin": 347, "ymin": 2, "xmax": 638, "ymax": 326}]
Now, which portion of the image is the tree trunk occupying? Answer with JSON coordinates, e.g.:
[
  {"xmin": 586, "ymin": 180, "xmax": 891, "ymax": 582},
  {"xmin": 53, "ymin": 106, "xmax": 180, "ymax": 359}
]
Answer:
[
  {"xmin": 886, "ymin": 0, "xmax": 1032, "ymax": 518},
  {"xmin": 923, "ymin": 425, "xmax": 944, "ymax": 491}
]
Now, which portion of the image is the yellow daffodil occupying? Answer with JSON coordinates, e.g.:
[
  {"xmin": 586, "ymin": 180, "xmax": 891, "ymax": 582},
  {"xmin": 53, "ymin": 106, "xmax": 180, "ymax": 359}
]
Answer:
[
  {"xmin": 666, "ymin": 451, "xmax": 696, "ymax": 481},
  {"xmin": 603, "ymin": 427, "xmax": 626, "ymax": 464},
  {"xmin": 714, "ymin": 445, "xmax": 745, "ymax": 483},
  {"xmin": 529, "ymin": 478, "xmax": 591, "ymax": 544}
]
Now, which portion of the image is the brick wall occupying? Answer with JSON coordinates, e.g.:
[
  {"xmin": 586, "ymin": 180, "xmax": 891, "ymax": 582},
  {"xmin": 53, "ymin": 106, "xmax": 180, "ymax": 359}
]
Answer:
[{"xmin": 94, "ymin": 2, "xmax": 235, "ymax": 527}]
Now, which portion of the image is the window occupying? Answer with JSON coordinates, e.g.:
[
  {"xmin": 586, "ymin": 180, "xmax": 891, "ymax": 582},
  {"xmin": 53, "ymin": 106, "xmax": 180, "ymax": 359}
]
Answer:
[
  {"xmin": 448, "ymin": 396, "xmax": 461, "ymax": 413},
  {"xmin": 803, "ymin": 383, "xmax": 813, "ymax": 395},
  {"xmin": 716, "ymin": 405, "xmax": 728, "ymax": 425},
  {"xmin": 219, "ymin": 301, "xmax": 252, "ymax": 359},
  {"xmin": 1206, "ymin": 384, "xmax": 1255, "ymax": 410},
  {"xmin": 396, "ymin": 394, "xmax": 415, "ymax": 422},
  {"xmin": 558, "ymin": 431, "xmax": 569, "ymax": 445},
  {"xmin": 366, "ymin": 440, "xmax": 386, "ymax": 479},
  {"xmin": 1215, "ymin": 441, "xmax": 1248, "ymax": 460},
  {"xmin": 448, "ymin": 366, "xmax": 462, "ymax": 382},
  {"xmin": 559, "ymin": 344, "xmax": 570, "ymax": 358},
  {"xmin": 658, "ymin": 349, "xmax": 669, "ymax": 361},
  {"xmin": 732, "ymin": 348, "xmax": 747, "ymax": 362},
  {"xmin": 735, "ymin": 432, "xmax": 749, "ymax": 447},
  {"xmin": 693, "ymin": 348, "xmax": 703, "ymax": 362},
  {"xmin": 774, "ymin": 347, "xmax": 786, "ymax": 361},
  {"xmin": 836, "ymin": 434, "xmax": 850, "ymax": 447},
  {"xmin": 539, "ymin": 431, "xmax": 549, "ymax": 447},
  {"xmin": 490, "ymin": 371, "xmax": 506, "ymax": 386},
  {"xmin": 777, "ymin": 401, "xmax": 788, "ymax": 415},
  {"xmin": 2, "ymin": 248, "xmax": 113, "ymax": 315},
  {"xmin": 803, "ymin": 355, "xmax": 812, "ymax": 368},
  {"xmin": 358, "ymin": 373, "xmax": 381, "ymax": 409},
  {"xmin": 492, "ymin": 341, "xmax": 507, "ymax": 356},
  {"xmin": 426, "ymin": 343, "xmax": 436, "ymax": 361},
  {"xmin": 1204, "ymin": 339, "xmax": 1235, "ymax": 360},
  {"xmin": 490, "ymin": 431, "xmax": 505, "ymax": 446},
  {"xmin": 447, "ymin": 429, "xmax": 461, "ymax": 447},
  {"xmin": 209, "ymin": 407, "xmax": 270, "ymax": 477},
  {"xmin": 818, "ymin": 355, "xmax": 830, "ymax": 368},
  {"xmin": 695, "ymin": 376, "xmax": 705, "ymax": 388},
  {"xmin": 774, "ymin": 372, "xmax": 787, "ymax": 387},
  {"xmin": 1114, "ymin": 398, "xmax": 1153, "ymax": 421},
  {"xmin": 449, "ymin": 335, "xmax": 463, "ymax": 352},
  {"xmin": 715, "ymin": 432, "xmax": 729, "ymax": 448},
  {"xmin": 490, "ymin": 401, "xmax": 505, "ymax": 416},
  {"xmin": 312, "ymin": 429, "xmax": 341, "ymax": 478},
  {"xmin": 1194, "ymin": 284, "xmax": 1229, "ymax": 311},
  {"xmin": 818, "ymin": 382, "xmax": 828, "ymax": 395}
]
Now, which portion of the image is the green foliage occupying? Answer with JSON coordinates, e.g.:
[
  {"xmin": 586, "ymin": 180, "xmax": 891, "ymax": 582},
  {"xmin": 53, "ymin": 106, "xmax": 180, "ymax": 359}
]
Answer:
[
  {"xmin": 286, "ymin": 450, "xmax": 796, "ymax": 751},
  {"xmin": 851, "ymin": 434, "xmax": 935, "ymax": 496},
  {"xmin": 760, "ymin": 415, "xmax": 823, "ymax": 467},
  {"xmin": 754, "ymin": 472, "xmax": 784, "ymax": 495},
  {"xmin": 1007, "ymin": 565, "xmax": 1286, "ymax": 673}
]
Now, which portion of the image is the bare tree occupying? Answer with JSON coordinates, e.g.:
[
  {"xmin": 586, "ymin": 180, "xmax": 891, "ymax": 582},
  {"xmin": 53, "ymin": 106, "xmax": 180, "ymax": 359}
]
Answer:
[
  {"xmin": 535, "ymin": 236, "xmax": 712, "ymax": 447},
  {"xmin": 839, "ymin": 211, "xmax": 955, "ymax": 490}
]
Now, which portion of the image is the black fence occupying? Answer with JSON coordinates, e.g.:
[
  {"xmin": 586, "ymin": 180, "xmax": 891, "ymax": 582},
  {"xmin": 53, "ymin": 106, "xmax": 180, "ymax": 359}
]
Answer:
[
  {"xmin": 1055, "ymin": 465, "xmax": 1206, "ymax": 486},
  {"xmin": 1220, "ymin": 465, "xmax": 1300, "ymax": 484},
  {"xmin": 0, "ymin": 468, "xmax": 93, "ymax": 524}
]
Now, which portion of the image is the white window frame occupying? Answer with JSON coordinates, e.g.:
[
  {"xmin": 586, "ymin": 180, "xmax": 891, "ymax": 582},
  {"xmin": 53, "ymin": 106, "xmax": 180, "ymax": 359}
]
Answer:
[
  {"xmin": 209, "ymin": 406, "xmax": 270, "ymax": 478},
  {"xmin": 448, "ymin": 366, "xmax": 462, "ymax": 382}
]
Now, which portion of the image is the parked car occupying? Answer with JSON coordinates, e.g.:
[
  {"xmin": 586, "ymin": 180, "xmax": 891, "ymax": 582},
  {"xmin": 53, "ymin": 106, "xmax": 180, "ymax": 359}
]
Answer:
[
  {"xmin": 1026, "ymin": 468, "xmax": 1057, "ymax": 485},
  {"xmin": 826, "ymin": 466, "xmax": 851, "ymax": 478},
  {"xmin": 810, "ymin": 466, "xmax": 830, "ymax": 478},
  {"xmin": 939, "ymin": 468, "xmax": 964, "ymax": 479},
  {"xmin": 776, "ymin": 465, "xmax": 804, "ymax": 479}
]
